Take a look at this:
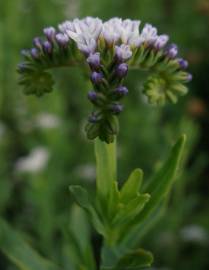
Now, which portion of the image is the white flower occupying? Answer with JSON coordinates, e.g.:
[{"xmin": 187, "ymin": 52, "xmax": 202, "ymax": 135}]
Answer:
[
  {"xmin": 81, "ymin": 17, "xmax": 103, "ymax": 39},
  {"xmin": 35, "ymin": 113, "xmax": 61, "ymax": 129},
  {"xmin": 115, "ymin": 44, "xmax": 132, "ymax": 61},
  {"xmin": 120, "ymin": 19, "xmax": 142, "ymax": 47},
  {"xmin": 140, "ymin": 23, "xmax": 158, "ymax": 45},
  {"xmin": 102, "ymin": 18, "xmax": 122, "ymax": 44},
  {"xmin": 59, "ymin": 17, "xmax": 102, "ymax": 54},
  {"xmin": 154, "ymin": 34, "xmax": 169, "ymax": 49},
  {"xmin": 15, "ymin": 147, "xmax": 50, "ymax": 173}
]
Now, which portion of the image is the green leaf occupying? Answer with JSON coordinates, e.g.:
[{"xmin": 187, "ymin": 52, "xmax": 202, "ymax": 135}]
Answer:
[
  {"xmin": 120, "ymin": 169, "xmax": 143, "ymax": 203},
  {"xmin": 69, "ymin": 185, "xmax": 106, "ymax": 236},
  {"xmin": 113, "ymin": 194, "xmax": 150, "ymax": 225},
  {"xmin": 112, "ymin": 249, "xmax": 153, "ymax": 270},
  {"xmin": 63, "ymin": 205, "xmax": 96, "ymax": 270},
  {"xmin": 115, "ymin": 135, "xmax": 186, "ymax": 250},
  {"xmin": 0, "ymin": 218, "xmax": 60, "ymax": 270},
  {"xmin": 139, "ymin": 135, "xmax": 186, "ymax": 220}
]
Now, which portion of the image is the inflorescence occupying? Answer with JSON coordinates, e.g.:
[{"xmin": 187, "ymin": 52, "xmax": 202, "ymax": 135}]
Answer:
[{"xmin": 18, "ymin": 17, "xmax": 192, "ymax": 143}]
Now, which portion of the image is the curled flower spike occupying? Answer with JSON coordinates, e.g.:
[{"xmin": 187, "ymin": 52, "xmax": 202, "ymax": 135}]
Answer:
[{"xmin": 18, "ymin": 17, "xmax": 192, "ymax": 143}]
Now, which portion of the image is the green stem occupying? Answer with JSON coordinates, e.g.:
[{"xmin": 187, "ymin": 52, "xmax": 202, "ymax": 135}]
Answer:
[{"xmin": 94, "ymin": 137, "xmax": 117, "ymax": 199}]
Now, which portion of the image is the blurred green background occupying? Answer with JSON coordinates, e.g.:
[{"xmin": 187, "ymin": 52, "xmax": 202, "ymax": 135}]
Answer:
[{"xmin": 0, "ymin": 0, "xmax": 209, "ymax": 269}]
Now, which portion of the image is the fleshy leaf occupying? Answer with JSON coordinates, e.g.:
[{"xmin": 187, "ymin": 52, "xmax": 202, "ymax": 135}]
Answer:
[{"xmin": 0, "ymin": 218, "xmax": 60, "ymax": 270}]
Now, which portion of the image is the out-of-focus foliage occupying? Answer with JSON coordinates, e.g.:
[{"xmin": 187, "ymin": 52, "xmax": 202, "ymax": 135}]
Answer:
[{"xmin": 0, "ymin": 0, "xmax": 209, "ymax": 269}]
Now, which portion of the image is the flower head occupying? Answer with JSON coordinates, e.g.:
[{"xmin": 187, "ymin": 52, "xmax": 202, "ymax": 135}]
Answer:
[{"xmin": 18, "ymin": 16, "xmax": 192, "ymax": 142}]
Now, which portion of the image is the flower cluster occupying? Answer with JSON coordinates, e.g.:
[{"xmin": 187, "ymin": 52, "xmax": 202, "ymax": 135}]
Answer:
[{"xmin": 18, "ymin": 17, "xmax": 192, "ymax": 143}]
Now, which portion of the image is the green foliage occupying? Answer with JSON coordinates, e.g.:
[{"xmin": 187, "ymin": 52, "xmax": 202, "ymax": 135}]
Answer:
[
  {"xmin": 0, "ymin": 218, "xmax": 60, "ymax": 270},
  {"xmin": 113, "ymin": 248, "xmax": 153, "ymax": 270}
]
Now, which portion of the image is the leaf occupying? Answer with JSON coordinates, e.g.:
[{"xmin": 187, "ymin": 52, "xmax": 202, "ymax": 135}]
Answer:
[
  {"xmin": 108, "ymin": 181, "xmax": 120, "ymax": 219},
  {"xmin": 113, "ymin": 249, "xmax": 153, "ymax": 270},
  {"xmin": 113, "ymin": 194, "xmax": 150, "ymax": 225},
  {"xmin": 63, "ymin": 205, "xmax": 96, "ymax": 270},
  {"xmin": 69, "ymin": 185, "xmax": 106, "ymax": 236},
  {"xmin": 0, "ymin": 218, "xmax": 60, "ymax": 270},
  {"xmin": 114, "ymin": 135, "xmax": 186, "ymax": 250},
  {"xmin": 120, "ymin": 169, "xmax": 143, "ymax": 203},
  {"xmin": 139, "ymin": 135, "xmax": 186, "ymax": 221}
]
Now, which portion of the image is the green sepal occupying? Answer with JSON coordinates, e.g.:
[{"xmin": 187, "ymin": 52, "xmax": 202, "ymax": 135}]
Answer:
[{"xmin": 20, "ymin": 71, "xmax": 54, "ymax": 97}]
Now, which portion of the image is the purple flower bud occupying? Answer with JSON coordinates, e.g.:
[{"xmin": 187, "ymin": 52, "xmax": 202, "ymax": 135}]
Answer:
[
  {"xmin": 88, "ymin": 90, "xmax": 98, "ymax": 101},
  {"xmin": 154, "ymin": 35, "xmax": 169, "ymax": 50},
  {"xmin": 55, "ymin": 33, "xmax": 69, "ymax": 48},
  {"xmin": 33, "ymin": 37, "xmax": 43, "ymax": 50},
  {"xmin": 87, "ymin": 53, "xmax": 101, "ymax": 70},
  {"xmin": 90, "ymin": 72, "xmax": 103, "ymax": 84},
  {"xmin": 186, "ymin": 73, "xmax": 193, "ymax": 82},
  {"xmin": 166, "ymin": 44, "xmax": 178, "ymax": 58},
  {"xmin": 116, "ymin": 63, "xmax": 128, "ymax": 78},
  {"xmin": 178, "ymin": 58, "xmax": 189, "ymax": 69},
  {"xmin": 114, "ymin": 86, "xmax": 129, "ymax": 96},
  {"xmin": 110, "ymin": 104, "xmax": 124, "ymax": 115},
  {"xmin": 43, "ymin": 41, "xmax": 53, "ymax": 54},
  {"xmin": 31, "ymin": 48, "xmax": 39, "ymax": 59},
  {"xmin": 43, "ymin": 27, "xmax": 56, "ymax": 41}
]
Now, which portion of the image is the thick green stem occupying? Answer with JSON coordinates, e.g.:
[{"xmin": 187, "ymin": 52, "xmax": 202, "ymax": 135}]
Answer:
[{"xmin": 94, "ymin": 137, "xmax": 117, "ymax": 199}]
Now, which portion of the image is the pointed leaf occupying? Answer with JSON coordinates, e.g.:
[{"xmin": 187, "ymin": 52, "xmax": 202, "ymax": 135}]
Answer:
[
  {"xmin": 135, "ymin": 135, "xmax": 186, "ymax": 225},
  {"xmin": 120, "ymin": 169, "xmax": 143, "ymax": 202},
  {"xmin": 0, "ymin": 218, "xmax": 60, "ymax": 270},
  {"xmin": 113, "ymin": 194, "xmax": 150, "ymax": 225},
  {"xmin": 69, "ymin": 185, "xmax": 106, "ymax": 236}
]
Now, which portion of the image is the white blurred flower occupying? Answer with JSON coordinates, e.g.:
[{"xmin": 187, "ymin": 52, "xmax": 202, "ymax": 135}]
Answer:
[
  {"xmin": 15, "ymin": 147, "xmax": 50, "ymax": 173},
  {"xmin": 180, "ymin": 225, "xmax": 209, "ymax": 244},
  {"xmin": 74, "ymin": 164, "xmax": 96, "ymax": 181},
  {"xmin": 35, "ymin": 113, "xmax": 61, "ymax": 129}
]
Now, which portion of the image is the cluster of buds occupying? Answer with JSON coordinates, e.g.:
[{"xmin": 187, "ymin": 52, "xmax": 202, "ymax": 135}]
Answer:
[{"xmin": 18, "ymin": 17, "xmax": 192, "ymax": 143}]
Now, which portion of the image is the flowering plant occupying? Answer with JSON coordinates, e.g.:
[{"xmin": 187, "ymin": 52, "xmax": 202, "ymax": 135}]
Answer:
[{"xmin": 2, "ymin": 17, "xmax": 190, "ymax": 270}]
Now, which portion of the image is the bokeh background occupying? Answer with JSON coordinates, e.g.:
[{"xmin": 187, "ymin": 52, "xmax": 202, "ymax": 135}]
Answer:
[{"xmin": 0, "ymin": 0, "xmax": 209, "ymax": 269}]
